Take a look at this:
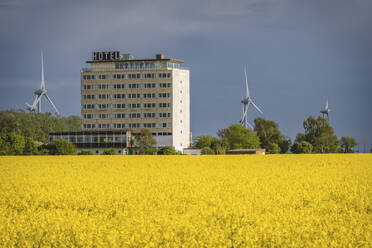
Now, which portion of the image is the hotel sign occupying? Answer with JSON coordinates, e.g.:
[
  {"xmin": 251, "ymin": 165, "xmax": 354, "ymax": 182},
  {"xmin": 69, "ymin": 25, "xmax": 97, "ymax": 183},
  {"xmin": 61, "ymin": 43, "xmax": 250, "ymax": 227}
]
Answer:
[{"xmin": 92, "ymin": 51, "xmax": 120, "ymax": 61}]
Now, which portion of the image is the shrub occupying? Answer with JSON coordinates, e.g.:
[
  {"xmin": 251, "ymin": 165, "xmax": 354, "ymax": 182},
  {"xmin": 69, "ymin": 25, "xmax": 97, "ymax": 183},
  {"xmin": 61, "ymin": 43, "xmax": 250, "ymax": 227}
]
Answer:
[
  {"xmin": 158, "ymin": 146, "xmax": 180, "ymax": 155},
  {"xmin": 77, "ymin": 150, "xmax": 93, "ymax": 155},
  {"xmin": 102, "ymin": 149, "xmax": 115, "ymax": 155},
  {"xmin": 48, "ymin": 139, "xmax": 76, "ymax": 155},
  {"xmin": 201, "ymin": 147, "xmax": 215, "ymax": 155},
  {"xmin": 291, "ymin": 141, "xmax": 313, "ymax": 154},
  {"xmin": 0, "ymin": 132, "xmax": 26, "ymax": 155},
  {"xmin": 268, "ymin": 143, "xmax": 281, "ymax": 154}
]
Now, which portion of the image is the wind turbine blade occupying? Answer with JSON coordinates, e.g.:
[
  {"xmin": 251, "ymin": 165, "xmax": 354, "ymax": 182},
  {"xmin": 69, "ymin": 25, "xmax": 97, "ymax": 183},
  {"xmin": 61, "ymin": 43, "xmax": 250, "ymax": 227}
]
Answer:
[
  {"xmin": 325, "ymin": 98, "xmax": 328, "ymax": 110},
  {"xmin": 244, "ymin": 66, "xmax": 250, "ymax": 98},
  {"xmin": 45, "ymin": 94, "xmax": 60, "ymax": 115},
  {"xmin": 25, "ymin": 102, "xmax": 33, "ymax": 110},
  {"xmin": 41, "ymin": 51, "xmax": 45, "ymax": 90},
  {"xmin": 244, "ymin": 102, "xmax": 250, "ymax": 120},
  {"xmin": 247, "ymin": 121, "xmax": 254, "ymax": 129},
  {"xmin": 31, "ymin": 95, "xmax": 39, "ymax": 106},
  {"xmin": 250, "ymin": 100, "xmax": 263, "ymax": 114},
  {"xmin": 241, "ymin": 103, "xmax": 245, "ymax": 123}
]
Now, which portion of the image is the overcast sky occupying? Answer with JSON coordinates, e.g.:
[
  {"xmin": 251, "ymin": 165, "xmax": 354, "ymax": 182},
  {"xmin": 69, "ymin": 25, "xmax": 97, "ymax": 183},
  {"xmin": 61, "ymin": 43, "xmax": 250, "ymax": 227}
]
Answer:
[{"xmin": 0, "ymin": 0, "xmax": 371, "ymax": 150}]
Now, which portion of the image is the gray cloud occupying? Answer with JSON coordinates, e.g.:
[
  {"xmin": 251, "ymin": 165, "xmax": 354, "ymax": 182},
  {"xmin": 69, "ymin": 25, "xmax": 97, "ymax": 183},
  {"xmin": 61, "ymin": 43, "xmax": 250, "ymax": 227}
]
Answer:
[{"xmin": 0, "ymin": 0, "xmax": 371, "ymax": 148}]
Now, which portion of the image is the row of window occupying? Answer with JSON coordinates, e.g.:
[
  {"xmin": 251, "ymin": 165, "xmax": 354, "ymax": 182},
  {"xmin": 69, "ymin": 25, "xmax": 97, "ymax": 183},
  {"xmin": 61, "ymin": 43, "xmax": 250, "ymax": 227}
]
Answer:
[
  {"xmin": 114, "ymin": 62, "xmax": 180, "ymax": 70},
  {"xmin": 83, "ymin": 112, "xmax": 171, "ymax": 119},
  {"xmin": 83, "ymin": 123, "xmax": 172, "ymax": 129},
  {"xmin": 50, "ymin": 135, "xmax": 127, "ymax": 143},
  {"xmin": 82, "ymin": 82, "xmax": 171, "ymax": 90},
  {"xmin": 83, "ymin": 103, "xmax": 171, "ymax": 110},
  {"xmin": 82, "ymin": 73, "xmax": 171, "ymax": 80},
  {"xmin": 82, "ymin": 93, "xmax": 171, "ymax": 100}
]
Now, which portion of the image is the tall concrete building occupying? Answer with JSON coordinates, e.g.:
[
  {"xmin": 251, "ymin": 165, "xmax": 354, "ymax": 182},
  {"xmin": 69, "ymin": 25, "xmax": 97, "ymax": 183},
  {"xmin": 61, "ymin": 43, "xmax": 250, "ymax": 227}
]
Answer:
[{"xmin": 80, "ymin": 52, "xmax": 190, "ymax": 152}]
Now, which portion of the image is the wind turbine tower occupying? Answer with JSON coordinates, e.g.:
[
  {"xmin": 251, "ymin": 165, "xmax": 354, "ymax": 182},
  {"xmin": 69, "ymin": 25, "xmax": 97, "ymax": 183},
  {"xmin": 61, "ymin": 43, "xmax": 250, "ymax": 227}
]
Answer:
[
  {"xmin": 320, "ymin": 98, "xmax": 330, "ymax": 120},
  {"xmin": 240, "ymin": 66, "xmax": 263, "ymax": 129},
  {"xmin": 26, "ymin": 52, "xmax": 60, "ymax": 116}
]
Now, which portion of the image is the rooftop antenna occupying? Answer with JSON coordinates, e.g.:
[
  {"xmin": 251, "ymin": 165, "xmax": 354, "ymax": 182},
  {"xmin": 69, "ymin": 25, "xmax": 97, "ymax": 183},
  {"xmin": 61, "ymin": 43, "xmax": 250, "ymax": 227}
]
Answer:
[
  {"xmin": 320, "ymin": 98, "xmax": 330, "ymax": 120},
  {"xmin": 240, "ymin": 66, "xmax": 263, "ymax": 129},
  {"xmin": 26, "ymin": 51, "xmax": 60, "ymax": 116}
]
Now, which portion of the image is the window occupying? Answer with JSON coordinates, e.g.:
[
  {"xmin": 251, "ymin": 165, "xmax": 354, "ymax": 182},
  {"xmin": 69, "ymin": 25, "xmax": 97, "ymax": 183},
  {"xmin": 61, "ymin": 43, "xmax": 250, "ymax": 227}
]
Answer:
[
  {"xmin": 128, "ymin": 93, "xmax": 139, "ymax": 98},
  {"xmin": 159, "ymin": 103, "xmax": 171, "ymax": 108},
  {"xmin": 129, "ymin": 123, "xmax": 140, "ymax": 128},
  {"xmin": 129, "ymin": 113, "xmax": 140, "ymax": 118},
  {"xmin": 129, "ymin": 103, "xmax": 141, "ymax": 109},
  {"xmin": 159, "ymin": 83, "xmax": 171, "ymax": 88},
  {"xmin": 159, "ymin": 93, "xmax": 171, "ymax": 98},
  {"xmin": 159, "ymin": 113, "xmax": 171, "ymax": 118},
  {"xmin": 144, "ymin": 113, "xmax": 155, "ymax": 118},
  {"xmin": 144, "ymin": 103, "xmax": 155, "ymax": 108}
]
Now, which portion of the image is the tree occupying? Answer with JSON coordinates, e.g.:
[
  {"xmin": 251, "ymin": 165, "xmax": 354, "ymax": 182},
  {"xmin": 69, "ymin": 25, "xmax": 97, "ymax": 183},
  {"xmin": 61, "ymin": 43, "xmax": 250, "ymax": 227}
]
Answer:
[
  {"xmin": 294, "ymin": 133, "xmax": 306, "ymax": 143},
  {"xmin": 201, "ymin": 147, "xmax": 215, "ymax": 154},
  {"xmin": 194, "ymin": 136, "xmax": 217, "ymax": 149},
  {"xmin": 65, "ymin": 116, "xmax": 82, "ymax": 132},
  {"xmin": 278, "ymin": 136, "xmax": 291, "ymax": 154},
  {"xmin": 218, "ymin": 124, "xmax": 260, "ymax": 149},
  {"xmin": 340, "ymin": 136, "xmax": 357, "ymax": 153},
  {"xmin": 254, "ymin": 118, "xmax": 291, "ymax": 154},
  {"xmin": 211, "ymin": 139, "xmax": 229, "ymax": 154},
  {"xmin": 268, "ymin": 143, "xmax": 280, "ymax": 154},
  {"xmin": 291, "ymin": 141, "xmax": 313, "ymax": 154},
  {"xmin": 157, "ymin": 146, "xmax": 180, "ymax": 155},
  {"xmin": 302, "ymin": 116, "xmax": 339, "ymax": 153},
  {"xmin": 0, "ymin": 132, "xmax": 25, "ymax": 155},
  {"xmin": 133, "ymin": 129, "xmax": 157, "ymax": 154},
  {"xmin": 102, "ymin": 149, "xmax": 115, "ymax": 155},
  {"xmin": 23, "ymin": 137, "xmax": 39, "ymax": 155},
  {"xmin": 47, "ymin": 139, "xmax": 76, "ymax": 155},
  {"xmin": 0, "ymin": 110, "xmax": 81, "ymax": 143}
]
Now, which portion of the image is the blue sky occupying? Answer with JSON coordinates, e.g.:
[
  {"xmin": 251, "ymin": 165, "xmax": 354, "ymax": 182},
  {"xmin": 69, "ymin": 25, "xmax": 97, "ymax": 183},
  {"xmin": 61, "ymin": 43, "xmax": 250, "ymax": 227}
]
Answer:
[{"xmin": 0, "ymin": 0, "xmax": 371, "ymax": 150}]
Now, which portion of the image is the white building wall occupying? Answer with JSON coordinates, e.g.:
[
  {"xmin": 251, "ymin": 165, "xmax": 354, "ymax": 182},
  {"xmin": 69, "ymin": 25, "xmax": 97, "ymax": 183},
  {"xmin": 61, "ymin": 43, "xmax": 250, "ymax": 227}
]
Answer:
[
  {"xmin": 155, "ymin": 135, "xmax": 172, "ymax": 147},
  {"xmin": 172, "ymin": 69, "xmax": 190, "ymax": 152}
]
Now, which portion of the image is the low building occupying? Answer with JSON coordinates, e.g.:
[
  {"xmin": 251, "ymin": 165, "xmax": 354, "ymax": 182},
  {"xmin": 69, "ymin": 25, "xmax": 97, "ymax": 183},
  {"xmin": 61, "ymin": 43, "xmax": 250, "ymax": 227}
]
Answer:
[
  {"xmin": 49, "ymin": 130, "xmax": 131, "ymax": 155},
  {"xmin": 183, "ymin": 148, "xmax": 202, "ymax": 155},
  {"xmin": 226, "ymin": 149, "xmax": 266, "ymax": 155}
]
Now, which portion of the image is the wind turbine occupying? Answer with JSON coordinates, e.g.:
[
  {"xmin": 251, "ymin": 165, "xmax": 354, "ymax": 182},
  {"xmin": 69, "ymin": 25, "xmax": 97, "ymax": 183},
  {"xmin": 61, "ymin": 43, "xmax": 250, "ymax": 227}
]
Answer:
[
  {"xmin": 320, "ymin": 98, "xmax": 330, "ymax": 120},
  {"xmin": 240, "ymin": 66, "xmax": 263, "ymax": 129},
  {"xmin": 26, "ymin": 52, "xmax": 60, "ymax": 116}
]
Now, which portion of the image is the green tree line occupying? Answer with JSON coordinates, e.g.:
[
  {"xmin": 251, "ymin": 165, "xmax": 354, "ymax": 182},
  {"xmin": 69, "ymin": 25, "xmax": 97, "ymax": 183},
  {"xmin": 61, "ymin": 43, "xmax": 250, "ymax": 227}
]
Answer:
[
  {"xmin": 0, "ymin": 110, "xmax": 81, "ymax": 155},
  {"xmin": 0, "ymin": 110, "xmax": 360, "ymax": 155},
  {"xmin": 0, "ymin": 110, "xmax": 81, "ymax": 143},
  {"xmin": 194, "ymin": 116, "xmax": 358, "ymax": 154}
]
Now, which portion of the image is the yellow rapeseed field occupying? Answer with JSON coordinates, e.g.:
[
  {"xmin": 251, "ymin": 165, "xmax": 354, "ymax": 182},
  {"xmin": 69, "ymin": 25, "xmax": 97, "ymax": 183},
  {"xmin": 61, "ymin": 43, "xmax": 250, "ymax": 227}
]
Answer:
[{"xmin": 0, "ymin": 154, "xmax": 371, "ymax": 247}]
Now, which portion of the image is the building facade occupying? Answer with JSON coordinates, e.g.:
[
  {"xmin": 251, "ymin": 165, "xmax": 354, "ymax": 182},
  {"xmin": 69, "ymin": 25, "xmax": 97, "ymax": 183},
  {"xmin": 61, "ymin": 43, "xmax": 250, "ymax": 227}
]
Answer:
[
  {"xmin": 49, "ymin": 130, "xmax": 131, "ymax": 155},
  {"xmin": 80, "ymin": 52, "xmax": 190, "ymax": 152}
]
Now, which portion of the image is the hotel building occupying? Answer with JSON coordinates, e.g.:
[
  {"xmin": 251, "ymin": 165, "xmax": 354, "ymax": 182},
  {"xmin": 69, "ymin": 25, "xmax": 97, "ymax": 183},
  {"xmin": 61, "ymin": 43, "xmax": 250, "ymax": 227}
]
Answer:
[{"xmin": 77, "ymin": 52, "xmax": 190, "ymax": 152}]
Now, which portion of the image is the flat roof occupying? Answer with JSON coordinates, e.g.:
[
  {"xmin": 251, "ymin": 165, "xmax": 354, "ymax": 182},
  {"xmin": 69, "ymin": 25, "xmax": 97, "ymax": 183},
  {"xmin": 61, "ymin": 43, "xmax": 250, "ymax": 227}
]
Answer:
[{"xmin": 86, "ymin": 58, "xmax": 184, "ymax": 64}]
